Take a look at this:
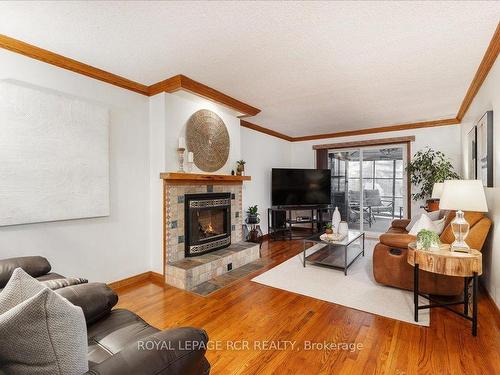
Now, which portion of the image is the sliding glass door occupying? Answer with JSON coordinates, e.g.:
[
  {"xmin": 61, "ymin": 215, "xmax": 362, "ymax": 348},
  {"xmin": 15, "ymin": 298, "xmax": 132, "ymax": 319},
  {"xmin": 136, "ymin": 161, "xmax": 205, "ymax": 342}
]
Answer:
[
  {"xmin": 328, "ymin": 144, "xmax": 407, "ymax": 234},
  {"xmin": 330, "ymin": 150, "xmax": 361, "ymax": 229}
]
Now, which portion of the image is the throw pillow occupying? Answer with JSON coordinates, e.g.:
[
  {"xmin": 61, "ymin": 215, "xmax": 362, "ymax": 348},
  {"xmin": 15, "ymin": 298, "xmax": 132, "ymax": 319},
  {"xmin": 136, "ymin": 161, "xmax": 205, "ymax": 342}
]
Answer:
[
  {"xmin": 433, "ymin": 217, "xmax": 447, "ymax": 235},
  {"xmin": 427, "ymin": 210, "xmax": 442, "ymax": 221},
  {"xmin": 406, "ymin": 210, "xmax": 442, "ymax": 232},
  {"xmin": 409, "ymin": 214, "xmax": 438, "ymax": 236},
  {"xmin": 405, "ymin": 214, "xmax": 422, "ymax": 232},
  {"xmin": 0, "ymin": 268, "xmax": 88, "ymax": 375}
]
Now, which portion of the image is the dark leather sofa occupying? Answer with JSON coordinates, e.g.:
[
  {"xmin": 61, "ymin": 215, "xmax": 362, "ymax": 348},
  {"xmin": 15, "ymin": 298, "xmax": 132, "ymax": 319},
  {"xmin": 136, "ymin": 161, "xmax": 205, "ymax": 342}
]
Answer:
[{"xmin": 0, "ymin": 256, "xmax": 210, "ymax": 375}]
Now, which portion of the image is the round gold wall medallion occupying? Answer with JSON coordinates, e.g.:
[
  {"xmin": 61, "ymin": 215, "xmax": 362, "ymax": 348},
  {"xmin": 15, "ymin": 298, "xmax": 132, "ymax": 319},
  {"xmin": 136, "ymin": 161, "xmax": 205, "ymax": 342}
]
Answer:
[{"xmin": 186, "ymin": 109, "xmax": 230, "ymax": 172}]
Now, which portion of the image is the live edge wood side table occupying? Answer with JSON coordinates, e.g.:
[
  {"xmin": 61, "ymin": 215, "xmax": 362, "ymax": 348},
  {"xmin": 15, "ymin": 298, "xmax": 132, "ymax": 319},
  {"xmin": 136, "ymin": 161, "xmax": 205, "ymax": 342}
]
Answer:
[{"xmin": 407, "ymin": 243, "xmax": 482, "ymax": 336}]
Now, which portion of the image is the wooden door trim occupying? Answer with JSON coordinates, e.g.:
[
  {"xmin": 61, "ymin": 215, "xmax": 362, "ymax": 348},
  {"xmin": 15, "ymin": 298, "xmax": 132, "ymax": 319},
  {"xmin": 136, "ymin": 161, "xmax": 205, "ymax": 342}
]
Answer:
[
  {"xmin": 328, "ymin": 139, "xmax": 413, "ymax": 220},
  {"xmin": 406, "ymin": 141, "xmax": 412, "ymax": 219},
  {"xmin": 312, "ymin": 136, "xmax": 415, "ymax": 150}
]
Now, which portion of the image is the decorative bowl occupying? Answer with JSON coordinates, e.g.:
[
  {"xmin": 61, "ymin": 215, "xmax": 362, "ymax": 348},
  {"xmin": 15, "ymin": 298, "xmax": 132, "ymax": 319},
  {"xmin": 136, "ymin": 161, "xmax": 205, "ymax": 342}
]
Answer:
[{"xmin": 320, "ymin": 233, "xmax": 346, "ymax": 243}]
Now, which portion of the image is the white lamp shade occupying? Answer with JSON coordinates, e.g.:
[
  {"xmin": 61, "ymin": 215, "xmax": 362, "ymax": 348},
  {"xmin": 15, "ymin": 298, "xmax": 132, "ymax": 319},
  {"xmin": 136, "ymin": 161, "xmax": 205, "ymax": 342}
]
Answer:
[
  {"xmin": 431, "ymin": 182, "xmax": 444, "ymax": 199},
  {"xmin": 439, "ymin": 180, "xmax": 488, "ymax": 212}
]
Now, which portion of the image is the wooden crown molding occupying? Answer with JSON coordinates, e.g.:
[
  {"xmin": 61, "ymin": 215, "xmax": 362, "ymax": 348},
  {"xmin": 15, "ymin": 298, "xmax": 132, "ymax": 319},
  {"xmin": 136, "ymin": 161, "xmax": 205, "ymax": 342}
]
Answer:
[
  {"xmin": 147, "ymin": 74, "xmax": 183, "ymax": 94},
  {"xmin": 0, "ymin": 34, "xmax": 260, "ymax": 117},
  {"xmin": 243, "ymin": 22, "xmax": 499, "ymax": 142},
  {"xmin": 292, "ymin": 118, "xmax": 459, "ymax": 142},
  {"xmin": 3, "ymin": 20, "xmax": 499, "ymax": 141},
  {"xmin": 149, "ymin": 75, "xmax": 260, "ymax": 117},
  {"xmin": 312, "ymin": 136, "xmax": 415, "ymax": 150},
  {"xmin": 456, "ymin": 21, "xmax": 500, "ymax": 121},
  {"xmin": 242, "ymin": 118, "xmax": 458, "ymax": 143},
  {"xmin": 240, "ymin": 120, "xmax": 293, "ymax": 141},
  {"xmin": 0, "ymin": 34, "xmax": 150, "ymax": 95}
]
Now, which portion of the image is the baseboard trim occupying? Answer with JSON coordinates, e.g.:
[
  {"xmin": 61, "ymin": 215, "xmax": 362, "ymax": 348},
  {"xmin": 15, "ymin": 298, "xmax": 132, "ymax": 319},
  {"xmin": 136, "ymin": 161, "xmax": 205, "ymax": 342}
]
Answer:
[
  {"xmin": 480, "ymin": 282, "xmax": 500, "ymax": 321},
  {"xmin": 261, "ymin": 233, "xmax": 271, "ymax": 242},
  {"xmin": 108, "ymin": 271, "xmax": 164, "ymax": 290},
  {"xmin": 150, "ymin": 271, "xmax": 165, "ymax": 285}
]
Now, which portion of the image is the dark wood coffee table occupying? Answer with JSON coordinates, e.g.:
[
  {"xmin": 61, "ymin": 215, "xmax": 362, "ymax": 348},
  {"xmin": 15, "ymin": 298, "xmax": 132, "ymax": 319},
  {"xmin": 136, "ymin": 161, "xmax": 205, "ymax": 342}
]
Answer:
[{"xmin": 303, "ymin": 230, "xmax": 365, "ymax": 275}]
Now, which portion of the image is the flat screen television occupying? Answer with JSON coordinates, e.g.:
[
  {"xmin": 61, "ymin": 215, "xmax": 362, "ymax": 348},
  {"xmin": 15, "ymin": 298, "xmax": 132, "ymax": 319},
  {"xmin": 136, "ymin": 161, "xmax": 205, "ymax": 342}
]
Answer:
[{"xmin": 272, "ymin": 168, "xmax": 331, "ymax": 207}]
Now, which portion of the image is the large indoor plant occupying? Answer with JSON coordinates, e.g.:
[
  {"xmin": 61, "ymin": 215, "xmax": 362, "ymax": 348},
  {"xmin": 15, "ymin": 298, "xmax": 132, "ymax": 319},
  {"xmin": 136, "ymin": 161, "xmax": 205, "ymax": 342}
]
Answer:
[{"xmin": 406, "ymin": 147, "xmax": 460, "ymax": 208}]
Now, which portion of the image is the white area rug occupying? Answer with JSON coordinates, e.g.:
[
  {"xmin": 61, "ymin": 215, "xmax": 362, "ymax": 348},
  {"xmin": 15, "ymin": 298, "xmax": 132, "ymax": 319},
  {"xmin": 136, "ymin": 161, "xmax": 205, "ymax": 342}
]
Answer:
[{"xmin": 252, "ymin": 241, "xmax": 429, "ymax": 326}]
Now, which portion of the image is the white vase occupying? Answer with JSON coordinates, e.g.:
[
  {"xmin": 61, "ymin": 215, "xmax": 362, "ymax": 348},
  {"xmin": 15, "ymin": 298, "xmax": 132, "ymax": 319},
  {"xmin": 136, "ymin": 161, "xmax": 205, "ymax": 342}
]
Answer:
[
  {"xmin": 332, "ymin": 207, "xmax": 341, "ymax": 234},
  {"xmin": 338, "ymin": 221, "xmax": 349, "ymax": 236}
]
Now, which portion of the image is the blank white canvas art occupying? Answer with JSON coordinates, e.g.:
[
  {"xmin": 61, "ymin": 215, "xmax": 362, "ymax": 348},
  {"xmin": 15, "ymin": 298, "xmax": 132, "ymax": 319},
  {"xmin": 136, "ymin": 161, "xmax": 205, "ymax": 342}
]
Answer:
[{"xmin": 0, "ymin": 80, "xmax": 109, "ymax": 226}]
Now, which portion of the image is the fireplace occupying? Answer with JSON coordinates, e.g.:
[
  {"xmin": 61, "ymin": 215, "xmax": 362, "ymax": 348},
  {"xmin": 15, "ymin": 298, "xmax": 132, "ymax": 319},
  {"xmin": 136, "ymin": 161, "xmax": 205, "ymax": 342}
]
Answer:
[{"xmin": 184, "ymin": 193, "xmax": 231, "ymax": 257}]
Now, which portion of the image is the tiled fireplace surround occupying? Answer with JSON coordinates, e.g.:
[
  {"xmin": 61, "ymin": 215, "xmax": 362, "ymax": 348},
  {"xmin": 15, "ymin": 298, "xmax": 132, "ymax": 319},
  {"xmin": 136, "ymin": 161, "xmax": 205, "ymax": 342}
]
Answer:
[{"xmin": 163, "ymin": 177, "xmax": 260, "ymax": 290}]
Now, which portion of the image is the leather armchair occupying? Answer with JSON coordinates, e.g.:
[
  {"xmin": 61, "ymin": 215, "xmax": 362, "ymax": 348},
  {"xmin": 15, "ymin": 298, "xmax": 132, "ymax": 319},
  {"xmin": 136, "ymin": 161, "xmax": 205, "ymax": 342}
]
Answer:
[
  {"xmin": 0, "ymin": 256, "xmax": 210, "ymax": 375},
  {"xmin": 373, "ymin": 211, "xmax": 491, "ymax": 295},
  {"xmin": 85, "ymin": 326, "xmax": 210, "ymax": 375}
]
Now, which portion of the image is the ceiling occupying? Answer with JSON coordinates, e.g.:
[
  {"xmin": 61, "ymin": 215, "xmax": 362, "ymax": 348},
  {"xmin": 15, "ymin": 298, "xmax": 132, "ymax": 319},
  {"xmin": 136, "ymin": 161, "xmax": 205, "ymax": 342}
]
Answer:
[{"xmin": 1, "ymin": 1, "xmax": 499, "ymax": 137}]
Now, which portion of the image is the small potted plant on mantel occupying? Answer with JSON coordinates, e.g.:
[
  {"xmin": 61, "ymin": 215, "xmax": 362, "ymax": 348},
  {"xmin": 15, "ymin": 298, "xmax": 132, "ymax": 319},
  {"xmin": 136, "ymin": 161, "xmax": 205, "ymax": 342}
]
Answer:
[
  {"xmin": 236, "ymin": 160, "xmax": 246, "ymax": 176},
  {"xmin": 246, "ymin": 205, "xmax": 260, "ymax": 224}
]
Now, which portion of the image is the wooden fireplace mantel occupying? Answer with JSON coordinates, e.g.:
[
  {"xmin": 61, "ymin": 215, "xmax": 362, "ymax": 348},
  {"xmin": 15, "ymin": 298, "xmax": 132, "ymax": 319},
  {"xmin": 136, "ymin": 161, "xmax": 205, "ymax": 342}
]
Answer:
[{"xmin": 160, "ymin": 172, "xmax": 251, "ymax": 183}]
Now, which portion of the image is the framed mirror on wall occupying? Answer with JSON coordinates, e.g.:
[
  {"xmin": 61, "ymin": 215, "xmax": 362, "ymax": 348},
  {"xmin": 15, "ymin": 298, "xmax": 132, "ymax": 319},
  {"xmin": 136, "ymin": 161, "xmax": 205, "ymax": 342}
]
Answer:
[
  {"xmin": 475, "ymin": 110, "xmax": 494, "ymax": 187},
  {"xmin": 467, "ymin": 126, "xmax": 477, "ymax": 180},
  {"xmin": 467, "ymin": 111, "xmax": 493, "ymax": 187}
]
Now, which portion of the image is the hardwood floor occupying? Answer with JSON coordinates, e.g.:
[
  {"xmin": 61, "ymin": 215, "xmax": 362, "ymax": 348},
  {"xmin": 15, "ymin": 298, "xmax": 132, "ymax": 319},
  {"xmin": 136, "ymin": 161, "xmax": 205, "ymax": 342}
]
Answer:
[{"xmin": 116, "ymin": 240, "xmax": 500, "ymax": 375}]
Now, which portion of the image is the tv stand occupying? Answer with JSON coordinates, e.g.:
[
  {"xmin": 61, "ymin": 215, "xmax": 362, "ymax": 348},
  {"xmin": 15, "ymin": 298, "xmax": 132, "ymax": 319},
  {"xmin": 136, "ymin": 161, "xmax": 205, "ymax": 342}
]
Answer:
[{"xmin": 268, "ymin": 205, "xmax": 334, "ymax": 240}]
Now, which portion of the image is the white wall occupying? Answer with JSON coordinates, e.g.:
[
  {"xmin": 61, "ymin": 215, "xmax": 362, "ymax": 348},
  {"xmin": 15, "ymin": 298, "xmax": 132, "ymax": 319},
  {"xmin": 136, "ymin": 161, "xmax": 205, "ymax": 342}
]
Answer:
[
  {"xmin": 0, "ymin": 49, "xmax": 151, "ymax": 283},
  {"xmin": 163, "ymin": 92, "xmax": 242, "ymax": 174},
  {"xmin": 149, "ymin": 91, "xmax": 243, "ymax": 273},
  {"xmin": 460, "ymin": 57, "xmax": 500, "ymax": 308},
  {"xmin": 290, "ymin": 125, "xmax": 462, "ymax": 215},
  {"xmin": 241, "ymin": 128, "xmax": 292, "ymax": 233},
  {"xmin": 149, "ymin": 93, "xmax": 167, "ymax": 274}
]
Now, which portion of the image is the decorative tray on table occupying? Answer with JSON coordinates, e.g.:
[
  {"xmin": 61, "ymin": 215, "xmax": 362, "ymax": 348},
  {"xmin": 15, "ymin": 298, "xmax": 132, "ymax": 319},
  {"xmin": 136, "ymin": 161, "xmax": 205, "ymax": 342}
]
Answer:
[{"xmin": 319, "ymin": 233, "xmax": 347, "ymax": 243}]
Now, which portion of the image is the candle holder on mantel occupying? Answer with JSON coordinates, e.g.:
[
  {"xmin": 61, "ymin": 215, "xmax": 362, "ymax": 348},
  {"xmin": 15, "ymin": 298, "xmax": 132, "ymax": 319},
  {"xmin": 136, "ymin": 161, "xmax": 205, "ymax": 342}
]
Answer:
[
  {"xmin": 177, "ymin": 148, "xmax": 185, "ymax": 172},
  {"xmin": 186, "ymin": 151, "xmax": 194, "ymax": 173}
]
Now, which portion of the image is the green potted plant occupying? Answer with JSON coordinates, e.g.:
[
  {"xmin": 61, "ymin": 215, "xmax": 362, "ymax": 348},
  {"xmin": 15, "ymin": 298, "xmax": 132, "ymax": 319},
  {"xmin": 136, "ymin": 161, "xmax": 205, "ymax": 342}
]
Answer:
[
  {"xmin": 406, "ymin": 147, "xmax": 460, "ymax": 209},
  {"xmin": 416, "ymin": 229, "xmax": 441, "ymax": 251},
  {"xmin": 325, "ymin": 223, "xmax": 333, "ymax": 234},
  {"xmin": 236, "ymin": 160, "xmax": 246, "ymax": 176},
  {"xmin": 246, "ymin": 205, "xmax": 259, "ymax": 224}
]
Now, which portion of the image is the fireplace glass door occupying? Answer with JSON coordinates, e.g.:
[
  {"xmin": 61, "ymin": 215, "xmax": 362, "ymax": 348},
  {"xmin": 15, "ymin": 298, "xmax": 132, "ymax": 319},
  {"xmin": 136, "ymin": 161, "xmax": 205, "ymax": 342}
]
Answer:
[
  {"xmin": 192, "ymin": 208, "xmax": 227, "ymax": 242},
  {"xmin": 184, "ymin": 193, "xmax": 231, "ymax": 257}
]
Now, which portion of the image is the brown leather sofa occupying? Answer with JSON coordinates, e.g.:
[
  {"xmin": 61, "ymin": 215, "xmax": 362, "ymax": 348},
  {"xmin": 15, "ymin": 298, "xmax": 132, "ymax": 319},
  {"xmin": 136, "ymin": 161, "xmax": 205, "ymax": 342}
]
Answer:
[
  {"xmin": 373, "ymin": 211, "xmax": 491, "ymax": 295},
  {"xmin": 0, "ymin": 256, "xmax": 210, "ymax": 375}
]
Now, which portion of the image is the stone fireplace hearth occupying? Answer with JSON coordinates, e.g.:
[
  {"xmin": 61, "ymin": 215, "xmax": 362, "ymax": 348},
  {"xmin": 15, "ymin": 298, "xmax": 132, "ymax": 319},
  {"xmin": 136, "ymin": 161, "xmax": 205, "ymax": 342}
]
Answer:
[{"xmin": 161, "ymin": 172, "xmax": 259, "ymax": 290}]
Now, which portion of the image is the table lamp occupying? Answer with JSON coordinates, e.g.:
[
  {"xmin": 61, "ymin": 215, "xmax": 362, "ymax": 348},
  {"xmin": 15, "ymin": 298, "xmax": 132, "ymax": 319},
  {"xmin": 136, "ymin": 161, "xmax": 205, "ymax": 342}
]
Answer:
[
  {"xmin": 431, "ymin": 182, "xmax": 444, "ymax": 199},
  {"xmin": 439, "ymin": 180, "xmax": 488, "ymax": 252}
]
